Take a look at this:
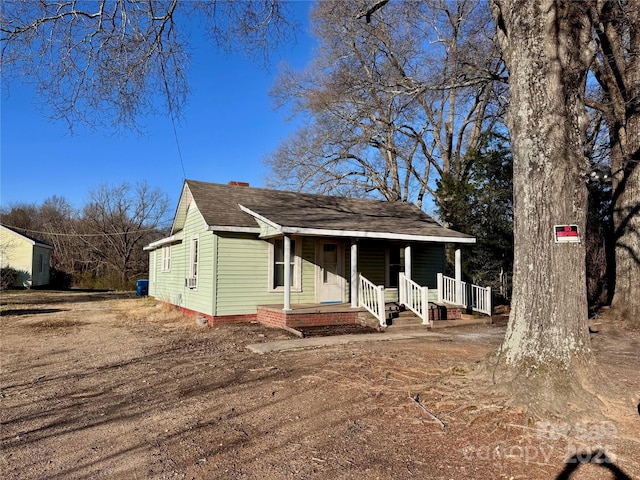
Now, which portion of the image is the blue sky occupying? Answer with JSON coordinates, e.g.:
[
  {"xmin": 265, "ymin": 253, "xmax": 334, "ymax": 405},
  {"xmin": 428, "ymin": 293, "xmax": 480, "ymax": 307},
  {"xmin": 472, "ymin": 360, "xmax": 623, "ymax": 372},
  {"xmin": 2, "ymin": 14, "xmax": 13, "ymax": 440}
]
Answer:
[{"xmin": 1, "ymin": 2, "xmax": 315, "ymax": 213}]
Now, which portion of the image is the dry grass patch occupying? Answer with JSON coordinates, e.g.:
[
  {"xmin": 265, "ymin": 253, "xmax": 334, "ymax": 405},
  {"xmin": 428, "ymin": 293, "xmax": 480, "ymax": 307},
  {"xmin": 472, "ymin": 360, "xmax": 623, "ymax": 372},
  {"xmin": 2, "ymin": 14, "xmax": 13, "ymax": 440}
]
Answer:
[{"xmin": 115, "ymin": 298, "xmax": 202, "ymax": 332}]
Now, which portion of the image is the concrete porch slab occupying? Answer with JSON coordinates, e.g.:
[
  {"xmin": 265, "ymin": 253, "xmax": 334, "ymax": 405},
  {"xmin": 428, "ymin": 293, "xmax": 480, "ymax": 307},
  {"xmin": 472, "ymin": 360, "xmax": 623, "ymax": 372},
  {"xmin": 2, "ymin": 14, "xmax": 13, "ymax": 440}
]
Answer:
[{"xmin": 430, "ymin": 316, "xmax": 493, "ymax": 329}]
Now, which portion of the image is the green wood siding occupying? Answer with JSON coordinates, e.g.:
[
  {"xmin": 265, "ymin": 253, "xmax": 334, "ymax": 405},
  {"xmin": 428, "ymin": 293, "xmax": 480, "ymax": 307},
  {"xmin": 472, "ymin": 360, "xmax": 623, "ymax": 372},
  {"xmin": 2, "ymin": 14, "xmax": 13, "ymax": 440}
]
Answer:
[
  {"xmin": 300, "ymin": 237, "xmax": 315, "ymax": 300},
  {"xmin": 356, "ymin": 240, "xmax": 397, "ymax": 303},
  {"xmin": 412, "ymin": 244, "xmax": 445, "ymax": 302},
  {"xmin": 149, "ymin": 241, "xmax": 187, "ymax": 306},
  {"xmin": 147, "ymin": 207, "xmax": 448, "ymax": 315},
  {"xmin": 358, "ymin": 240, "xmax": 385, "ymax": 285},
  {"xmin": 355, "ymin": 241, "xmax": 444, "ymax": 304},
  {"xmin": 215, "ymin": 234, "xmax": 316, "ymax": 316},
  {"xmin": 148, "ymin": 250, "xmax": 157, "ymax": 296},
  {"xmin": 180, "ymin": 206, "xmax": 215, "ymax": 316},
  {"xmin": 149, "ymin": 203, "xmax": 216, "ymax": 316}
]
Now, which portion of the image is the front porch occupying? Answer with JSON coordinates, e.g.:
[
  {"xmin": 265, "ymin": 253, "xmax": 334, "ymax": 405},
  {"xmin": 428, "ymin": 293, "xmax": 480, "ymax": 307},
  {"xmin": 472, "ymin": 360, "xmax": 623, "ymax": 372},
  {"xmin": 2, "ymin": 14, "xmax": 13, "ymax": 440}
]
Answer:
[
  {"xmin": 255, "ymin": 299, "xmax": 467, "ymax": 330},
  {"xmin": 256, "ymin": 240, "xmax": 491, "ymax": 328}
]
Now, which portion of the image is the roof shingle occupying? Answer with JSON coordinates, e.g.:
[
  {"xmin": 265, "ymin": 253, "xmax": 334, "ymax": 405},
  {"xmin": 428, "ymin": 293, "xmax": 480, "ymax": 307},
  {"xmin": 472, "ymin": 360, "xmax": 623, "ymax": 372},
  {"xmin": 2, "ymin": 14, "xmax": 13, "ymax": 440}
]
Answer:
[{"xmin": 184, "ymin": 180, "xmax": 473, "ymax": 242}]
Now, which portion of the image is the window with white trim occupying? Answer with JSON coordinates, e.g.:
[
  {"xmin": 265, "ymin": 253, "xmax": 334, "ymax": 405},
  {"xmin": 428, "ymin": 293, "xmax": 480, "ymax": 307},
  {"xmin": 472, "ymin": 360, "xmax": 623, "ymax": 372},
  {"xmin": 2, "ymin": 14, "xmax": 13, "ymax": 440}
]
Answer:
[
  {"xmin": 269, "ymin": 237, "xmax": 302, "ymax": 291},
  {"xmin": 187, "ymin": 236, "xmax": 199, "ymax": 289},
  {"xmin": 161, "ymin": 245, "xmax": 171, "ymax": 271}
]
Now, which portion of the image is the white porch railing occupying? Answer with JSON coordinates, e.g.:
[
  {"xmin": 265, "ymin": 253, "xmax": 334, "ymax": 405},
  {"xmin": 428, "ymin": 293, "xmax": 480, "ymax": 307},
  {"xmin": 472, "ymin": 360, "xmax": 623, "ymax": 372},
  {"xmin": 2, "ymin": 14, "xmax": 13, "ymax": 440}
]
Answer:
[
  {"xmin": 398, "ymin": 273, "xmax": 430, "ymax": 325},
  {"xmin": 358, "ymin": 274, "xmax": 386, "ymax": 327},
  {"xmin": 437, "ymin": 273, "xmax": 492, "ymax": 316}
]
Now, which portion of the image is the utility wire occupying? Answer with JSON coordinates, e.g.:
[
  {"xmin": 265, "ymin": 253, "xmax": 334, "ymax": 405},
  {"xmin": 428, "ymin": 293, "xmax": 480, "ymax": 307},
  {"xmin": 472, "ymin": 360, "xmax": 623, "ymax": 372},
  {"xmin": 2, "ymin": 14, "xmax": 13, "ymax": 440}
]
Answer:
[
  {"xmin": 159, "ymin": 55, "xmax": 187, "ymax": 181},
  {"xmin": 2, "ymin": 225, "xmax": 162, "ymax": 237},
  {"xmin": 169, "ymin": 109, "xmax": 187, "ymax": 181}
]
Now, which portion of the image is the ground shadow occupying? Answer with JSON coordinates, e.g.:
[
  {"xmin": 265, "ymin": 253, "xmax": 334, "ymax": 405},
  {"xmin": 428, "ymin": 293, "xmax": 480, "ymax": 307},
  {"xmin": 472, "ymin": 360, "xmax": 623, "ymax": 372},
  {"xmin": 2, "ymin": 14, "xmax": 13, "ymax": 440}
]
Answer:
[
  {"xmin": 1, "ymin": 308, "xmax": 68, "ymax": 316},
  {"xmin": 555, "ymin": 450, "xmax": 632, "ymax": 480}
]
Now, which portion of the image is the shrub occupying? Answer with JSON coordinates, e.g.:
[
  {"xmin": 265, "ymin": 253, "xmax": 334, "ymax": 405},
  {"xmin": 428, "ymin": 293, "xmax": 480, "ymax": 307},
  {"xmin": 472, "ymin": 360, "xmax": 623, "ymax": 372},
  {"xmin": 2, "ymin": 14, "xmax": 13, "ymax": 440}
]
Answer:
[
  {"xmin": 0, "ymin": 267, "xmax": 18, "ymax": 290},
  {"xmin": 50, "ymin": 267, "xmax": 73, "ymax": 290}
]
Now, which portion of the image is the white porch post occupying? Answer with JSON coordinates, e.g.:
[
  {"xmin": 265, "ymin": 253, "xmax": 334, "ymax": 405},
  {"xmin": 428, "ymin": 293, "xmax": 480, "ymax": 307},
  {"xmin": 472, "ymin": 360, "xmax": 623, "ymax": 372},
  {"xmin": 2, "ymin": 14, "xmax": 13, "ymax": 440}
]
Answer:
[
  {"xmin": 283, "ymin": 234, "xmax": 291, "ymax": 311},
  {"xmin": 351, "ymin": 239, "xmax": 358, "ymax": 308},
  {"xmin": 404, "ymin": 244, "xmax": 412, "ymax": 280},
  {"xmin": 455, "ymin": 248, "xmax": 462, "ymax": 305}
]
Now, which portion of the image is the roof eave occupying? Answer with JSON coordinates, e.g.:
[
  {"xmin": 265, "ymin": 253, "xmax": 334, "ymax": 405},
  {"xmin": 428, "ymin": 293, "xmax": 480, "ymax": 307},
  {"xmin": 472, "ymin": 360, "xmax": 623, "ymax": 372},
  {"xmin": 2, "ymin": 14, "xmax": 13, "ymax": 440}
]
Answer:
[
  {"xmin": 207, "ymin": 225, "xmax": 261, "ymax": 234},
  {"xmin": 144, "ymin": 231, "xmax": 184, "ymax": 250},
  {"xmin": 280, "ymin": 226, "xmax": 476, "ymax": 243}
]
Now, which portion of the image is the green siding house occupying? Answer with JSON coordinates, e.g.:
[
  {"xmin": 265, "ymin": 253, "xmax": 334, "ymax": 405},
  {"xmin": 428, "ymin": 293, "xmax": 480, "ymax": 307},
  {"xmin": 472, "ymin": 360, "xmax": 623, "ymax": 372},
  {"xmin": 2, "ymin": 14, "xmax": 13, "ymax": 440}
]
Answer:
[
  {"xmin": 145, "ymin": 180, "xmax": 478, "ymax": 328},
  {"xmin": 0, "ymin": 225, "xmax": 53, "ymax": 287}
]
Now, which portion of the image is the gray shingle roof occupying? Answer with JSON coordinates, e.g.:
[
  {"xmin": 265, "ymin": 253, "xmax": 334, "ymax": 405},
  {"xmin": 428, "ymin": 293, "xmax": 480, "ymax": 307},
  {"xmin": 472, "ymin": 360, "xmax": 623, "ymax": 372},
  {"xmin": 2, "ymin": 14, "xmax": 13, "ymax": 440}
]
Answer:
[{"xmin": 183, "ymin": 180, "xmax": 473, "ymax": 242}]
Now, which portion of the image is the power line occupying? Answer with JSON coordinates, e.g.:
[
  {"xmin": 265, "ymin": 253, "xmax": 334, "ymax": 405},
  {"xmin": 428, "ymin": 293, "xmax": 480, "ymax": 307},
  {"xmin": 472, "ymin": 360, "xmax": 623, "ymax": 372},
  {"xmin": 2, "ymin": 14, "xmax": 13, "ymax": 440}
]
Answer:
[
  {"xmin": 159, "ymin": 57, "xmax": 187, "ymax": 181},
  {"xmin": 2, "ymin": 225, "xmax": 162, "ymax": 238},
  {"xmin": 169, "ymin": 108, "xmax": 187, "ymax": 181}
]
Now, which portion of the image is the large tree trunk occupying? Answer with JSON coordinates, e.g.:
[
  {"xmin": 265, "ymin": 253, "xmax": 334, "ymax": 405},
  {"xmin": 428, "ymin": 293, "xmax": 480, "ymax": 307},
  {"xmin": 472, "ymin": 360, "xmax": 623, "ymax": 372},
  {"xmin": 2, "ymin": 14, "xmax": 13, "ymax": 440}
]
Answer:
[
  {"xmin": 611, "ymin": 123, "xmax": 640, "ymax": 322},
  {"xmin": 609, "ymin": 8, "xmax": 640, "ymax": 322},
  {"xmin": 490, "ymin": 0, "xmax": 598, "ymax": 412}
]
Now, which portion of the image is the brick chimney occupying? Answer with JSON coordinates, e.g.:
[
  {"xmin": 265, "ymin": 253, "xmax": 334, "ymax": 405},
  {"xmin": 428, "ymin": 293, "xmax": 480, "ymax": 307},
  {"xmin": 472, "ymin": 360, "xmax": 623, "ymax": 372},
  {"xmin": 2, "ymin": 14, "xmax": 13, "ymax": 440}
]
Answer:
[{"xmin": 228, "ymin": 181, "xmax": 250, "ymax": 187}]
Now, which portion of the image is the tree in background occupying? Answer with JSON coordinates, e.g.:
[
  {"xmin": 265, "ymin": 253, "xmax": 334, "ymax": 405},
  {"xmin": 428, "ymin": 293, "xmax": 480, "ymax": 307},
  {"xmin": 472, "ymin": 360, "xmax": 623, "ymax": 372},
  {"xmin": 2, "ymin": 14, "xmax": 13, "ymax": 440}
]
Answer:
[
  {"xmin": 80, "ymin": 182, "xmax": 169, "ymax": 288},
  {"xmin": 266, "ymin": 0, "xmax": 506, "ymax": 208},
  {"xmin": 38, "ymin": 196, "xmax": 78, "ymax": 274},
  {"xmin": 0, "ymin": 182, "xmax": 169, "ymax": 289},
  {"xmin": 1, "ymin": 0, "xmax": 295, "ymax": 131},
  {"xmin": 436, "ymin": 134, "xmax": 513, "ymax": 299},
  {"xmin": 583, "ymin": 106, "xmax": 615, "ymax": 309},
  {"xmin": 585, "ymin": 1, "xmax": 640, "ymax": 322},
  {"xmin": 2, "ymin": 199, "xmax": 79, "ymax": 287},
  {"xmin": 1, "ymin": 0, "xmax": 289, "ymax": 286}
]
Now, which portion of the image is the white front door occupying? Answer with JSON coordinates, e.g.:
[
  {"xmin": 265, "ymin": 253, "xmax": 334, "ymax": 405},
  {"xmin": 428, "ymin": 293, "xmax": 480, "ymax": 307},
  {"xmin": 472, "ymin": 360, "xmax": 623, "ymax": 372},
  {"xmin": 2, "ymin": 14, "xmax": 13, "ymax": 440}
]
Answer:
[{"xmin": 316, "ymin": 240, "xmax": 345, "ymax": 303}]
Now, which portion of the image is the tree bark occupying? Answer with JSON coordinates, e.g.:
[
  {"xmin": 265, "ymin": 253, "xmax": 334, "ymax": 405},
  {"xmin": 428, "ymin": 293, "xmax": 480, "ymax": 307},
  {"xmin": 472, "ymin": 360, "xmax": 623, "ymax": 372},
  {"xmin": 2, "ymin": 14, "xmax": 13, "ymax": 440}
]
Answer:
[
  {"xmin": 609, "ymin": 7, "xmax": 640, "ymax": 322},
  {"xmin": 490, "ymin": 0, "xmax": 598, "ymax": 412},
  {"xmin": 584, "ymin": 1, "xmax": 640, "ymax": 322}
]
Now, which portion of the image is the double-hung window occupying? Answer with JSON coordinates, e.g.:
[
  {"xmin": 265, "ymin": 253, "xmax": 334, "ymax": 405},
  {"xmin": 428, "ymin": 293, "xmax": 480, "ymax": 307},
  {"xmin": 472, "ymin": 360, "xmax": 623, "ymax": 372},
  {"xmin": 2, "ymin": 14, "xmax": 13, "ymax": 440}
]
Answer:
[
  {"xmin": 270, "ymin": 237, "xmax": 301, "ymax": 291},
  {"xmin": 187, "ymin": 236, "xmax": 199, "ymax": 289},
  {"xmin": 161, "ymin": 245, "xmax": 171, "ymax": 271}
]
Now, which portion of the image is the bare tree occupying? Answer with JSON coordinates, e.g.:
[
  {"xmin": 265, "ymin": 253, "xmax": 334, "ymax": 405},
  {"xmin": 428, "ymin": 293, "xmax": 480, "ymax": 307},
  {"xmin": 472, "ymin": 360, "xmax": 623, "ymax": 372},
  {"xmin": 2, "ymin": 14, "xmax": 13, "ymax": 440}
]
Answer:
[
  {"xmin": 38, "ymin": 196, "xmax": 79, "ymax": 274},
  {"xmin": 490, "ymin": 0, "xmax": 598, "ymax": 413},
  {"xmin": 1, "ymin": 0, "xmax": 296, "ymax": 131},
  {"xmin": 80, "ymin": 182, "xmax": 169, "ymax": 287},
  {"xmin": 585, "ymin": 1, "xmax": 640, "ymax": 322},
  {"xmin": 0, "ymin": 203, "xmax": 39, "ymax": 231},
  {"xmin": 266, "ymin": 0, "xmax": 505, "ymax": 208}
]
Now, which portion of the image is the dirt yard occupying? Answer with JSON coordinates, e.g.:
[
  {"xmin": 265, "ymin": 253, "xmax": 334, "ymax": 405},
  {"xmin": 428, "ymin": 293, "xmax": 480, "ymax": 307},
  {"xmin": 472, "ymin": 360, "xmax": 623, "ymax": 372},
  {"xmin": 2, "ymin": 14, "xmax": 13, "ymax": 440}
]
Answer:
[{"xmin": 1, "ymin": 291, "xmax": 638, "ymax": 479}]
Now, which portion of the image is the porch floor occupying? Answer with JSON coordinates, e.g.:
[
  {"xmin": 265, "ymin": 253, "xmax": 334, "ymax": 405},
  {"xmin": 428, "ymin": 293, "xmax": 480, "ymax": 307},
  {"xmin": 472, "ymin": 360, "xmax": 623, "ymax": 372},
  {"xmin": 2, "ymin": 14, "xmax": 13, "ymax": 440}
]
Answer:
[
  {"xmin": 258, "ymin": 303, "xmax": 365, "ymax": 314},
  {"xmin": 255, "ymin": 302, "xmax": 464, "ymax": 330}
]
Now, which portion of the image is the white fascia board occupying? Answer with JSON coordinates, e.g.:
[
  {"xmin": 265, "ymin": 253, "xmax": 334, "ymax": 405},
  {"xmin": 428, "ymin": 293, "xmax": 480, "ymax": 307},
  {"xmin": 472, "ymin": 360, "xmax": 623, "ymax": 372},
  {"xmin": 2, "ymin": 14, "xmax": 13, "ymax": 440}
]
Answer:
[
  {"xmin": 170, "ymin": 183, "xmax": 193, "ymax": 235},
  {"xmin": 143, "ymin": 231, "xmax": 184, "ymax": 251},
  {"xmin": 237, "ymin": 204, "xmax": 282, "ymax": 231},
  {"xmin": 280, "ymin": 226, "xmax": 476, "ymax": 244},
  {"xmin": 207, "ymin": 225, "xmax": 261, "ymax": 234},
  {"xmin": 233, "ymin": 205, "xmax": 475, "ymax": 243}
]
